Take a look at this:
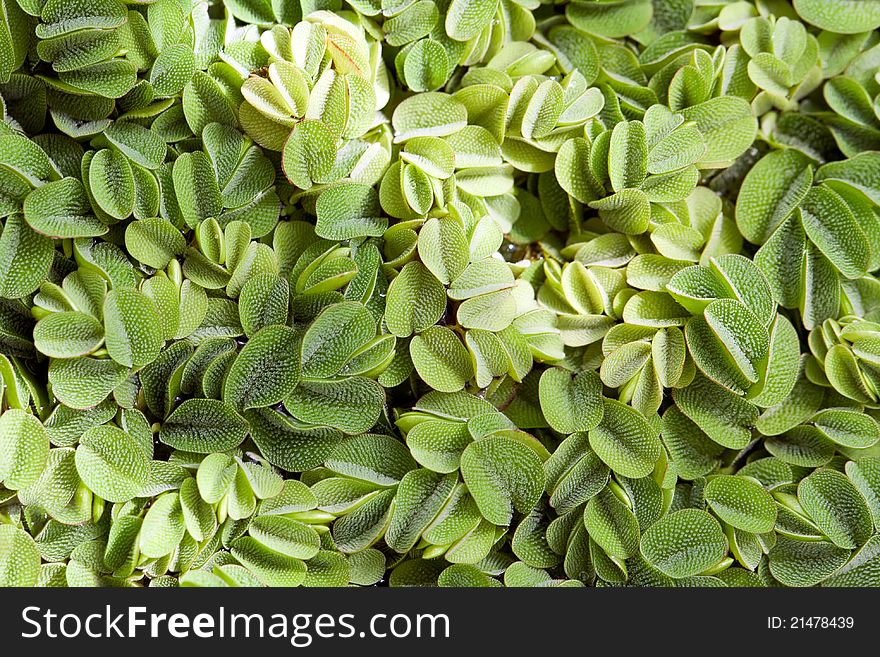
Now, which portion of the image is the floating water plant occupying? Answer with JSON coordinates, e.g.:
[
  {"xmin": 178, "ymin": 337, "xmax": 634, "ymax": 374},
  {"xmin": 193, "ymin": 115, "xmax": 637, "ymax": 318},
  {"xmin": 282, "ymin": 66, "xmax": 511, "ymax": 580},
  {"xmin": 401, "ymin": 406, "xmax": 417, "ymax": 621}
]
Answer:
[{"xmin": 2, "ymin": 0, "xmax": 880, "ymax": 588}]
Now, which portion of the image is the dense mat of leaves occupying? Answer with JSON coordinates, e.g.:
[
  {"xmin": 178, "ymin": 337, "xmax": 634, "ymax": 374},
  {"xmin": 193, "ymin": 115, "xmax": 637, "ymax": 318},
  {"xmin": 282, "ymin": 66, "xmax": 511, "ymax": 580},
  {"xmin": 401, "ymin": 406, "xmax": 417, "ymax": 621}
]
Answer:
[{"xmin": 3, "ymin": 0, "xmax": 880, "ymax": 588}]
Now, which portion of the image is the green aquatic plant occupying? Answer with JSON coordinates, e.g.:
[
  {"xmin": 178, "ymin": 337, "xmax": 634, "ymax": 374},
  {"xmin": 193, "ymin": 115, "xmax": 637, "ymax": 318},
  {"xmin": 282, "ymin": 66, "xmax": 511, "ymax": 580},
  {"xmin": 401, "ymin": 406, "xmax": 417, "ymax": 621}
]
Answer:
[{"xmin": 3, "ymin": 0, "xmax": 880, "ymax": 589}]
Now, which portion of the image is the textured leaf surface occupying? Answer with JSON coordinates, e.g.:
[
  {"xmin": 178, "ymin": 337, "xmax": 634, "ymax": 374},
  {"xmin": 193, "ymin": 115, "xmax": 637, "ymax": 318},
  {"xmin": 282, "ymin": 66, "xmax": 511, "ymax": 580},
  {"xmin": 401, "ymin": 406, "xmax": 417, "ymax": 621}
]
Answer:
[
  {"xmin": 285, "ymin": 378, "xmax": 384, "ymax": 434},
  {"xmin": 640, "ymin": 509, "xmax": 728, "ymax": 578},
  {"xmin": 589, "ymin": 398, "xmax": 661, "ymax": 478},
  {"xmin": 0, "ymin": 525, "xmax": 40, "ymax": 587},
  {"xmin": 224, "ymin": 325, "xmax": 301, "ymax": 410},
  {"xmin": 34, "ymin": 312, "xmax": 104, "ymax": 359},
  {"xmin": 461, "ymin": 436, "xmax": 545, "ymax": 526},
  {"xmin": 75, "ymin": 426, "xmax": 150, "ymax": 503},
  {"xmin": 798, "ymin": 469, "xmax": 873, "ymax": 549},
  {"xmin": 160, "ymin": 399, "xmax": 248, "ymax": 453},
  {"xmin": 704, "ymin": 475, "xmax": 777, "ymax": 533},
  {"xmin": 539, "ymin": 367, "xmax": 603, "ymax": 434},
  {"xmin": 103, "ymin": 289, "xmax": 163, "ymax": 369},
  {"xmin": 0, "ymin": 409, "xmax": 49, "ymax": 490}
]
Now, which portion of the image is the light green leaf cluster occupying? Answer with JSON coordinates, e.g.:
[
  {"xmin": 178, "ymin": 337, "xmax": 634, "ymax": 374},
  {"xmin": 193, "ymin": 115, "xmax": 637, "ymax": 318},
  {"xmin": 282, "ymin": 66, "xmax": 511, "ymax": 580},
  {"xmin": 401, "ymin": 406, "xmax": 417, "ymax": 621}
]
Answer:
[{"xmin": 3, "ymin": 0, "xmax": 880, "ymax": 590}]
